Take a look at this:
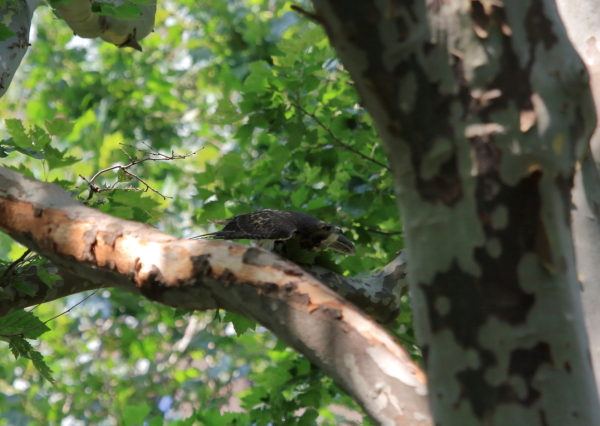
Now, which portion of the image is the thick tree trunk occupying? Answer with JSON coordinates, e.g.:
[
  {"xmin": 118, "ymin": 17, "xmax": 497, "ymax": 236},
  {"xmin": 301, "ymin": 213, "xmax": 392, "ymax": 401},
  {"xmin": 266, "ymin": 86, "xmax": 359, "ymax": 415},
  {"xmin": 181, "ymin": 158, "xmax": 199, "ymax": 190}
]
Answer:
[
  {"xmin": 0, "ymin": 0, "xmax": 37, "ymax": 98},
  {"xmin": 556, "ymin": 0, "xmax": 600, "ymax": 394},
  {"xmin": 313, "ymin": 0, "xmax": 600, "ymax": 424}
]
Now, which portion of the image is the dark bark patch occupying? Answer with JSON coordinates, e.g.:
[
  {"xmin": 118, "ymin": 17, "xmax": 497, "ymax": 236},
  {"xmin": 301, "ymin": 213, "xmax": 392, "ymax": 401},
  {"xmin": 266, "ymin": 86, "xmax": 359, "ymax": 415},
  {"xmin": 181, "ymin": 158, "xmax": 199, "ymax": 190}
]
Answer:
[
  {"xmin": 261, "ymin": 282, "xmax": 279, "ymax": 294},
  {"xmin": 145, "ymin": 264, "xmax": 165, "ymax": 286},
  {"xmin": 284, "ymin": 291, "xmax": 311, "ymax": 306},
  {"xmin": 191, "ymin": 254, "xmax": 212, "ymax": 276},
  {"xmin": 242, "ymin": 247, "xmax": 269, "ymax": 266},
  {"xmin": 312, "ymin": 305, "xmax": 343, "ymax": 320},
  {"xmin": 282, "ymin": 266, "xmax": 304, "ymax": 277},
  {"xmin": 283, "ymin": 281, "xmax": 298, "ymax": 292},
  {"xmin": 524, "ymin": 1, "xmax": 558, "ymax": 49},
  {"xmin": 470, "ymin": 137, "xmax": 502, "ymax": 177},
  {"xmin": 539, "ymin": 409, "xmax": 549, "ymax": 426},
  {"xmin": 555, "ymin": 173, "xmax": 574, "ymax": 227},
  {"xmin": 508, "ymin": 342, "xmax": 552, "ymax": 404},
  {"xmin": 218, "ymin": 268, "xmax": 237, "ymax": 287},
  {"xmin": 421, "ymin": 260, "xmax": 533, "ymax": 348},
  {"xmin": 470, "ymin": 1, "xmax": 490, "ymax": 39},
  {"xmin": 454, "ymin": 342, "xmax": 551, "ymax": 418},
  {"xmin": 417, "ymin": 155, "xmax": 464, "ymax": 206},
  {"xmin": 138, "ymin": 284, "xmax": 166, "ymax": 303}
]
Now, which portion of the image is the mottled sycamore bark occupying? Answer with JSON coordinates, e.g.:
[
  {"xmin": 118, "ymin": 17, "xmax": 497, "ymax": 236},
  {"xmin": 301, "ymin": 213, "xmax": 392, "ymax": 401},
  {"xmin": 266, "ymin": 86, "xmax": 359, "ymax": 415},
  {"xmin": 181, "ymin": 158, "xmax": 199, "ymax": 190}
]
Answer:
[
  {"xmin": 0, "ymin": 0, "xmax": 37, "ymax": 98},
  {"xmin": 313, "ymin": 0, "xmax": 600, "ymax": 424},
  {"xmin": 557, "ymin": 0, "xmax": 600, "ymax": 394}
]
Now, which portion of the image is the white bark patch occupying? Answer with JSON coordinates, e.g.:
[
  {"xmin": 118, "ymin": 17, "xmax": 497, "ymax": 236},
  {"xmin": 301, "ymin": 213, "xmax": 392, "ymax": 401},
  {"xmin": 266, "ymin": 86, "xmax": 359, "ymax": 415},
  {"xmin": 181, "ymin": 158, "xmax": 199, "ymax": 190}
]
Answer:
[
  {"xmin": 530, "ymin": 93, "xmax": 550, "ymax": 135},
  {"xmin": 344, "ymin": 352, "xmax": 408, "ymax": 426},
  {"xmin": 366, "ymin": 345, "xmax": 428, "ymax": 395},
  {"xmin": 404, "ymin": 197, "xmax": 484, "ymax": 281},
  {"xmin": 491, "ymin": 205, "xmax": 509, "ymax": 229},
  {"xmin": 507, "ymin": 375, "xmax": 528, "ymax": 399},
  {"xmin": 478, "ymin": 317, "xmax": 518, "ymax": 386},
  {"xmin": 485, "ymin": 237, "xmax": 502, "ymax": 258},
  {"xmin": 464, "ymin": 348, "xmax": 481, "ymax": 369}
]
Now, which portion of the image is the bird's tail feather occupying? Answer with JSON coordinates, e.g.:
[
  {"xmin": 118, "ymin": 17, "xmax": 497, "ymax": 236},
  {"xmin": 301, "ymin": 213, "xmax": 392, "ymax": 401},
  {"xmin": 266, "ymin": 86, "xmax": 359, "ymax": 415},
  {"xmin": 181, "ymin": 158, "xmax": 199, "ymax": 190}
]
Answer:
[{"xmin": 189, "ymin": 232, "xmax": 221, "ymax": 240}]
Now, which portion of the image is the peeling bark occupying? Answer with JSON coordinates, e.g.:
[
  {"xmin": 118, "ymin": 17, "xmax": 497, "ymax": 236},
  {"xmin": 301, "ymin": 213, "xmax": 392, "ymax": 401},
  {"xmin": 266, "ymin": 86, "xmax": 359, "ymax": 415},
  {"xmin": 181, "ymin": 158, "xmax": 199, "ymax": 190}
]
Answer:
[
  {"xmin": 313, "ymin": 0, "xmax": 600, "ymax": 424},
  {"xmin": 0, "ymin": 167, "xmax": 431, "ymax": 425}
]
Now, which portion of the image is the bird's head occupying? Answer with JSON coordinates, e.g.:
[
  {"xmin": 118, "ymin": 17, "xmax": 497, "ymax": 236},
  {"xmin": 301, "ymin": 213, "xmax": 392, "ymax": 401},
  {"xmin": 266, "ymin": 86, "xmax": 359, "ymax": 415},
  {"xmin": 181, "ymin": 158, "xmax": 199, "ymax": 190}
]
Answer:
[{"xmin": 319, "ymin": 224, "xmax": 355, "ymax": 255}]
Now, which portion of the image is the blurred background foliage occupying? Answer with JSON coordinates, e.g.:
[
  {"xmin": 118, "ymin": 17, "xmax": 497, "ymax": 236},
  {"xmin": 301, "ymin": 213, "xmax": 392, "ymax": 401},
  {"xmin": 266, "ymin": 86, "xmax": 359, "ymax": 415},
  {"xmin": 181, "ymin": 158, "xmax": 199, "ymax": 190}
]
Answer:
[{"xmin": 0, "ymin": 0, "xmax": 412, "ymax": 424}]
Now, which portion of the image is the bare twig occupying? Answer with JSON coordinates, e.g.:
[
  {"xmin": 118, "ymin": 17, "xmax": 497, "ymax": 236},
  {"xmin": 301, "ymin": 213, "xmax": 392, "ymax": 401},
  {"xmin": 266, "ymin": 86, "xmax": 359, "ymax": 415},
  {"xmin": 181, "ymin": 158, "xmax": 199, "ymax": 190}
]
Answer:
[
  {"xmin": 290, "ymin": 4, "xmax": 323, "ymax": 24},
  {"xmin": 40, "ymin": 290, "xmax": 99, "ymax": 326},
  {"xmin": 0, "ymin": 290, "xmax": 100, "ymax": 339},
  {"xmin": 364, "ymin": 227, "xmax": 403, "ymax": 236},
  {"xmin": 80, "ymin": 144, "xmax": 198, "ymax": 201},
  {"xmin": 0, "ymin": 249, "xmax": 32, "ymax": 285},
  {"xmin": 291, "ymin": 102, "xmax": 391, "ymax": 171}
]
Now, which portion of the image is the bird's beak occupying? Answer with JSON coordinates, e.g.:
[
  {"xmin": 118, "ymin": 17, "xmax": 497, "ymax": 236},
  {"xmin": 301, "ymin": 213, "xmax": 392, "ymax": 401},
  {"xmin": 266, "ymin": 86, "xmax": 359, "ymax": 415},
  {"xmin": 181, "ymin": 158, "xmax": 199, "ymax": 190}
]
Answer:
[{"xmin": 329, "ymin": 234, "xmax": 355, "ymax": 255}]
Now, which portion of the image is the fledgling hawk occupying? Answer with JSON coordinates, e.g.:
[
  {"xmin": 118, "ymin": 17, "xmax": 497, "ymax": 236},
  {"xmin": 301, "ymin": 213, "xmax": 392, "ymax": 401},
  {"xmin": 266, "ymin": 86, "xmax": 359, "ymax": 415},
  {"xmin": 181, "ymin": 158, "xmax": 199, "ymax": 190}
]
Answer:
[{"xmin": 191, "ymin": 209, "xmax": 355, "ymax": 255}]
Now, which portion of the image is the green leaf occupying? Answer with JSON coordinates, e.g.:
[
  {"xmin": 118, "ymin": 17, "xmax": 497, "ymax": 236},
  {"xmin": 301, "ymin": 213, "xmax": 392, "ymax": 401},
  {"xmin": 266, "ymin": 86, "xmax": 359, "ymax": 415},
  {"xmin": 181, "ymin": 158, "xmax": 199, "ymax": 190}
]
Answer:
[
  {"xmin": 0, "ymin": 310, "xmax": 50, "ymax": 339},
  {"xmin": 123, "ymin": 402, "xmax": 151, "ymax": 426},
  {"xmin": 243, "ymin": 61, "xmax": 274, "ymax": 92},
  {"xmin": 36, "ymin": 266, "xmax": 61, "ymax": 288},
  {"xmin": 5, "ymin": 119, "xmax": 33, "ymax": 148},
  {"xmin": 8, "ymin": 336, "xmax": 54, "ymax": 383},
  {"xmin": 223, "ymin": 312, "xmax": 256, "ymax": 335},
  {"xmin": 112, "ymin": 190, "xmax": 161, "ymax": 210},
  {"xmin": 30, "ymin": 349, "xmax": 55, "ymax": 383},
  {"xmin": 45, "ymin": 117, "xmax": 73, "ymax": 136},
  {"xmin": 28, "ymin": 125, "xmax": 51, "ymax": 147},
  {"xmin": 9, "ymin": 336, "xmax": 32, "ymax": 358},
  {"xmin": 44, "ymin": 144, "xmax": 80, "ymax": 168},
  {"xmin": 0, "ymin": 23, "xmax": 15, "ymax": 42},
  {"xmin": 12, "ymin": 280, "xmax": 37, "ymax": 296},
  {"xmin": 91, "ymin": 1, "xmax": 142, "ymax": 19},
  {"xmin": 117, "ymin": 168, "xmax": 133, "ymax": 182},
  {"xmin": 298, "ymin": 408, "xmax": 319, "ymax": 425}
]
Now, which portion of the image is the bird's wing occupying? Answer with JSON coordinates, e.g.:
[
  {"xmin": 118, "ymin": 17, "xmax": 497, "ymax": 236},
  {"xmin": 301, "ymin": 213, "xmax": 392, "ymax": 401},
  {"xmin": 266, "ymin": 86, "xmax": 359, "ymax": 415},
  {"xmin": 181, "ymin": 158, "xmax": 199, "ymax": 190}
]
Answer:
[{"xmin": 191, "ymin": 210, "xmax": 297, "ymax": 241}]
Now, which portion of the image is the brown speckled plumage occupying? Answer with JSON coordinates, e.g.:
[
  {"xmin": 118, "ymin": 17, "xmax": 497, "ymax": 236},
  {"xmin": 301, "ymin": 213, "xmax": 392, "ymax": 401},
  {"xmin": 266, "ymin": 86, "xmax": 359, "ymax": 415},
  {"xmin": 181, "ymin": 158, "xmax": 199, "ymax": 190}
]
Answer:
[{"xmin": 191, "ymin": 209, "xmax": 355, "ymax": 255}]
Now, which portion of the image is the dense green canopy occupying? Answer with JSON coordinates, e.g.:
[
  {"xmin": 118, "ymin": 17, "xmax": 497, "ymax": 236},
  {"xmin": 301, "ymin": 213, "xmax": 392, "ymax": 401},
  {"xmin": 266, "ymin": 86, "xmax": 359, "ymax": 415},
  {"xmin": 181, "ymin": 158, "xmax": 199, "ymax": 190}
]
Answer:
[{"xmin": 0, "ymin": 1, "xmax": 413, "ymax": 424}]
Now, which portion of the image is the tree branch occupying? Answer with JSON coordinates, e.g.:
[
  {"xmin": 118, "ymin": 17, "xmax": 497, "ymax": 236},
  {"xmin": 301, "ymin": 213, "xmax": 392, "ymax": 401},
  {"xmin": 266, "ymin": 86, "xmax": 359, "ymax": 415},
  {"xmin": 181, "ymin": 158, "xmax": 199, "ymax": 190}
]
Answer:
[
  {"xmin": 53, "ymin": 0, "xmax": 157, "ymax": 51},
  {"xmin": 0, "ymin": 166, "xmax": 431, "ymax": 425},
  {"xmin": 291, "ymin": 101, "xmax": 391, "ymax": 171}
]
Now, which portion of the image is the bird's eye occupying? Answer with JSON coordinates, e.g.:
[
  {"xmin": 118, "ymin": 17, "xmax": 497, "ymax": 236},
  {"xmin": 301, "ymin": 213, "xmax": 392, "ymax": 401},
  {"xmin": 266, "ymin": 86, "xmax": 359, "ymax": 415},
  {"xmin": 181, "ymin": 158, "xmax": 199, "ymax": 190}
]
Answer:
[{"xmin": 322, "ymin": 224, "xmax": 333, "ymax": 231}]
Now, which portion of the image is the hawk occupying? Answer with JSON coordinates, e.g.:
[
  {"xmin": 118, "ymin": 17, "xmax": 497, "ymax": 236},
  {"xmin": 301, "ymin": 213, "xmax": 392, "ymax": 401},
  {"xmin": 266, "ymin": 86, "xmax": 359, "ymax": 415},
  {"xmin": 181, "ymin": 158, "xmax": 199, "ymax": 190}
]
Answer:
[{"xmin": 191, "ymin": 209, "xmax": 355, "ymax": 255}]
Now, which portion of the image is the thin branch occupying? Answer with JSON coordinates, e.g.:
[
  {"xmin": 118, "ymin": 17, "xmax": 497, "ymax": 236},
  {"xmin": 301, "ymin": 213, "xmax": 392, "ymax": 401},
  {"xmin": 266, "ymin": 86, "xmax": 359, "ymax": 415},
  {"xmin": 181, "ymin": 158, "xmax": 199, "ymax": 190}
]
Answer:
[
  {"xmin": 364, "ymin": 227, "xmax": 403, "ymax": 236},
  {"xmin": 40, "ymin": 290, "xmax": 99, "ymax": 326},
  {"xmin": 80, "ymin": 144, "xmax": 198, "ymax": 200},
  {"xmin": 0, "ymin": 290, "xmax": 100, "ymax": 339},
  {"xmin": 0, "ymin": 249, "xmax": 32, "ymax": 285},
  {"xmin": 290, "ymin": 4, "xmax": 324, "ymax": 24},
  {"xmin": 291, "ymin": 101, "xmax": 391, "ymax": 171}
]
